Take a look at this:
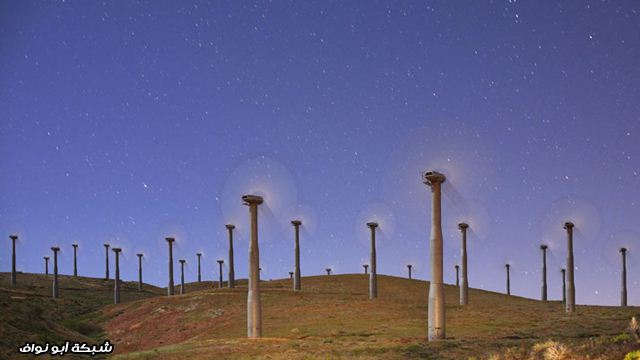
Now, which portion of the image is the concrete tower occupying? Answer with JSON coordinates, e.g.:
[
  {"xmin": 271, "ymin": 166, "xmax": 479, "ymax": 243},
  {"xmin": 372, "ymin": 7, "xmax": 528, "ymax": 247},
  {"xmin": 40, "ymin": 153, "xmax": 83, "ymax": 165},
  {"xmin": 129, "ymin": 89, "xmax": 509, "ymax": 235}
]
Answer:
[
  {"xmin": 243, "ymin": 194, "xmax": 264, "ymax": 338},
  {"xmin": 104, "ymin": 243, "xmax": 110, "ymax": 280},
  {"xmin": 51, "ymin": 247, "xmax": 60, "ymax": 299},
  {"xmin": 289, "ymin": 271, "xmax": 294, "ymax": 279},
  {"xmin": 226, "ymin": 224, "xmax": 236, "ymax": 289},
  {"xmin": 291, "ymin": 220, "xmax": 302, "ymax": 291},
  {"xmin": 367, "ymin": 222, "xmax": 379, "ymax": 300},
  {"xmin": 112, "ymin": 247, "xmax": 122, "ymax": 304},
  {"xmin": 217, "ymin": 259, "xmax": 224, "ymax": 288},
  {"xmin": 407, "ymin": 264, "xmax": 413, "ymax": 279},
  {"xmin": 166, "ymin": 237, "xmax": 175, "ymax": 296},
  {"xmin": 454, "ymin": 265, "xmax": 460, "ymax": 287},
  {"xmin": 540, "ymin": 245, "xmax": 548, "ymax": 301},
  {"xmin": 620, "ymin": 247, "xmax": 628, "ymax": 307},
  {"xmin": 564, "ymin": 222, "xmax": 575, "ymax": 313},
  {"xmin": 137, "ymin": 253, "xmax": 143, "ymax": 291},
  {"xmin": 505, "ymin": 264, "xmax": 511, "ymax": 295},
  {"xmin": 423, "ymin": 171, "xmax": 446, "ymax": 341},
  {"xmin": 363, "ymin": 264, "xmax": 368, "ymax": 274},
  {"xmin": 10, "ymin": 235, "xmax": 18, "ymax": 286},
  {"xmin": 196, "ymin": 253, "xmax": 202, "ymax": 283},
  {"xmin": 458, "ymin": 223, "xmax": 469, "ymax": 305},
  {"xmin": 44, "ymin": 256, "xmax": 49, "ymax": 275},
  {"xmin": 325, "ymin": 268, "xmax": 331, "ymax": 275},
  {"xmin": 179, "ymin": 259, "xmax": 186, "ymax": 295},
  {"xmin": 561, "ymin": 268, "xmax": 566, "ymax": 304},
  {"xmin": 72, "ymin": 243, "xmax": 78, "ymax": 277}
]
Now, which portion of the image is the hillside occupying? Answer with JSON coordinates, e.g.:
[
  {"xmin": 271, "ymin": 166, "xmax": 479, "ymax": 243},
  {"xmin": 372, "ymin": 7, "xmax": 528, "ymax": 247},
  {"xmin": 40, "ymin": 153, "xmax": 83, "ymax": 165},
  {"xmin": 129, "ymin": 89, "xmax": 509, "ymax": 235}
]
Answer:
[
  {"xmin": 92, "ymin": 274, "xmax": 640, "ymax": 359},
  {"xmin": 0, "ymin": 272, "xmax": 163, "ymax": 360}
]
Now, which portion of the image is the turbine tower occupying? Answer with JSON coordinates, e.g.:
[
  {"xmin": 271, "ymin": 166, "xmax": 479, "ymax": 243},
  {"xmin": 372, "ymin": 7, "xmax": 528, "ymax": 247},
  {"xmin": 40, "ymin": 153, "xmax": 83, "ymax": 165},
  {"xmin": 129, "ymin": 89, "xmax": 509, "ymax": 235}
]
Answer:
[
  {"xmin": 367, "ymin": 222, "xmax": 379, "ymax": 300},
  {"xmin": 454, "ymin": 265, "xmax": 459, "ymax": 287},
  {"xmin": 540, "ymin": 245, "xmax": 548, "ymax": 301},
  {"xmin": 458, "ymin": 223, "xmax": 469, "ymax": 305},
  {"xmin": 44, "ymin": 256, "xmax": 49, "ymax": 276},
  {"xmin": 104, "ymin": 243, "xmax": 110, "ymax": 280},
  {"xmin": 179, "ymin": 259, "xmax": 186, "ymax": 295},
  {"xmin": 564, "ymin": 222, "xmax": 575, "ymax": 313},
  {"xmin": 561, "ymin": 268, "xmax": 566, "ymax": 304},
  {"xmin": 197, "ymin": 253, "xmax": 202, "ymax": 283},
  {"xmin": 72, "ymin": 243, "xmax": 79, "ymax": 277},
  {"xmin": 291, "ymin": 220, "xmax": 302, "ymax": 291},
  {"xmin": 51, "ymin": 247, "xmax": 60, "ymax": 298},
  {"xmin": 243, "ymin": 194, "xmax": 264, "ymax": 338},
  {"xmin": 166, "ymin": 237, "xmax": 175, "ymax": 296},
  {"xmin": 505, "ymin": 264, "xmax": 511, "ymax": 295},
  {"xmin": 218, "ymin": 259, "xmax": 225, "ymax": 288},
  {"xmin": 10, "ymin": 235, "xmax": 18, "ymax": 286},
  {"xmin": 113, "ymin": 248, "xmax": 122, "ymax": 304},
  {"xmin": 226, "ymin": 224, "xmax": 236, "ymax": 288},
  {"xmin": 137, "ymin": 253, "xmax": 143, "ymax": 291},
  {"xmin": 423, "ymin": 171, "xmax": 446, "ymax": 341},
  {"xmin": 620, "ymin": 247, "xmax": 628, "ymax": 307}
]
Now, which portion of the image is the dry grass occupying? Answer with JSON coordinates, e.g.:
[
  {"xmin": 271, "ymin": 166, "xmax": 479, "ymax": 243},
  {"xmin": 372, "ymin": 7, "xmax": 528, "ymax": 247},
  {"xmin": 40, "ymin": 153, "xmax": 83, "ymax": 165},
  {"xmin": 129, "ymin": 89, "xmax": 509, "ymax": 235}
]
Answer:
[
  {"xmin": 2, "ymin": 273, "xmax": 639, "ymax": 359},
  {"xmin": 94, "ymin": 274, "xmax": 640, "ymax": 359},
  {"xmin": 0, "ymin": 272, "xmax": 162, "ymax": 360}
]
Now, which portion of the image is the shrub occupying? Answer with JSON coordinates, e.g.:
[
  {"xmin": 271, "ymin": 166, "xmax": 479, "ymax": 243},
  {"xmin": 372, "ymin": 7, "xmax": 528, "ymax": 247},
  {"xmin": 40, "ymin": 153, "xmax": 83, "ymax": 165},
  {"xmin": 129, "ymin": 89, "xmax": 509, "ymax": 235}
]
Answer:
[
  {"xmin": 629, "ymin": 317, "xmax": 640, "ymax": 343},
  {"xmin": 613, "ymin": 332, "xmax": 631, "ymax": 344},
  {"xmin": 624, "ymin": 350, "xmax": 640, "ymax": 360},
  {"xmin": 544, "ymin": 343, "xmax": 569, "ymax": 360}
]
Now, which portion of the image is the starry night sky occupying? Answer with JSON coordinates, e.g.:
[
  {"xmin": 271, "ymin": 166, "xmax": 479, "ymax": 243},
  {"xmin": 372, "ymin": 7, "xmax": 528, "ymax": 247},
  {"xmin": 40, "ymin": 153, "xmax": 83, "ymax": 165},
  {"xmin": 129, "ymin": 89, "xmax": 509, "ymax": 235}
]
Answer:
[{"xmin": 1, "ymin": 1, "xmax": 639, "ymax": 305}]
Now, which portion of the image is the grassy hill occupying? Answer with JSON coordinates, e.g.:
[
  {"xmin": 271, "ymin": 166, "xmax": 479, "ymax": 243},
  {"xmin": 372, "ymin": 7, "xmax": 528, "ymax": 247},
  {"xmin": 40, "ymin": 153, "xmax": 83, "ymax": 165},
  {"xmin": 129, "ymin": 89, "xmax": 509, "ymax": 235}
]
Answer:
[
  {"xmin": 2, "ymin": 273, "xmax": 639, "ymax": 359},
  {"xmin": 98, "ymin": 274, "xmax": 639, "ymax": 359},
  {"xmin": 0, "ymin": 272, "xmax": 163, "ymax": 360}
]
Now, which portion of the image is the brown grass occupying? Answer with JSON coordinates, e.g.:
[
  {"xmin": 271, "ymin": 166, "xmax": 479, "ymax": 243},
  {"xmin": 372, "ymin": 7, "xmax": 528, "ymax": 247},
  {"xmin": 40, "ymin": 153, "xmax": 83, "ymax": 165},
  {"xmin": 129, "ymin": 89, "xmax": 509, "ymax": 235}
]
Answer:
[
  {"xmin": 94, "ymin": 274, "xmax": 640, "ymax": 359},
  {"xmin": 0, "ymin": 272, "xmax": 162, "ymax": 360}
]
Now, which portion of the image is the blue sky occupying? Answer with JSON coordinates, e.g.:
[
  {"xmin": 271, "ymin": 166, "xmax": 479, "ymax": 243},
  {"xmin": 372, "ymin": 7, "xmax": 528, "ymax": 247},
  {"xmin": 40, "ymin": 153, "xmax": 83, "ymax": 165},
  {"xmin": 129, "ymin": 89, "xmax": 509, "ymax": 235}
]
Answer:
[{"xmin": 1, "ymin": 1, "xmax": 639, "ymax": 305}]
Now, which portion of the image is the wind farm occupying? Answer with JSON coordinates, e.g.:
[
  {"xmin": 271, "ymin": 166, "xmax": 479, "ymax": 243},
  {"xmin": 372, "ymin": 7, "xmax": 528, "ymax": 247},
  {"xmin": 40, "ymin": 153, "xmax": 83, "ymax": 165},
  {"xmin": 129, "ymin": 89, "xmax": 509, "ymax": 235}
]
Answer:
[
  {"xmin": 3, "ymin": 180, "xmax": 640, "ymax": 358},
  {"xmin": 2, "ymin": 1, "xmax": 640, "ymax": 359}
]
